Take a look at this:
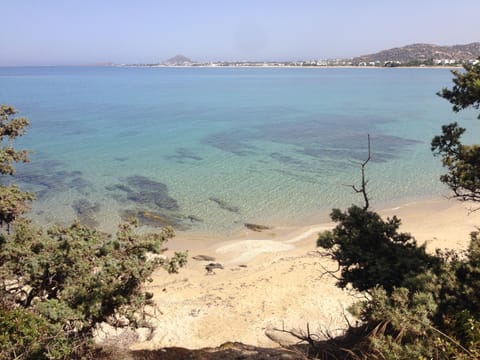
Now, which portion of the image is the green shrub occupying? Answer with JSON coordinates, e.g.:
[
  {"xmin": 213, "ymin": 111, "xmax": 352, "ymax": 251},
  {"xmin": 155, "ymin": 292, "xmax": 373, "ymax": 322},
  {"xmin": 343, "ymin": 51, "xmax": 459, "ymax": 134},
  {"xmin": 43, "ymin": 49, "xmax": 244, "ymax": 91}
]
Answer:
[
  {"xmin": 317, "ymin": 205, "xmax": 435, "ymax": 293},
  {"xmin": 0, "ymin": 307, "xmax": 70, "ymax": 359}
]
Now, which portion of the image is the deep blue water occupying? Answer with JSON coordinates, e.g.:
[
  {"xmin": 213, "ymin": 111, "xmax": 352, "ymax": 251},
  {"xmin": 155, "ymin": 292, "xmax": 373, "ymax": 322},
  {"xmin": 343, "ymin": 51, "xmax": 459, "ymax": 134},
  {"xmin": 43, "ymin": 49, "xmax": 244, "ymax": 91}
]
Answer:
[{"xmin": 0, "ymin": 66, "xmax": 477, "ymax": 236}]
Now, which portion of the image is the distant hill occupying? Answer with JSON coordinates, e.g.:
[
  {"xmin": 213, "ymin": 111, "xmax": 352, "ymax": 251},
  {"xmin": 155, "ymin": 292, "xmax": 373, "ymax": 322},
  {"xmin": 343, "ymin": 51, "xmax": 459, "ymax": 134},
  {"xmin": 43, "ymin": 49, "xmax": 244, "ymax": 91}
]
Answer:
[
  {"xmin": 352, "ymin": 42, "xmax": 480, "ymax": 65},
  {"xmin": 163, "ymin": 55, "xmax": 194, "ymax": 66}
]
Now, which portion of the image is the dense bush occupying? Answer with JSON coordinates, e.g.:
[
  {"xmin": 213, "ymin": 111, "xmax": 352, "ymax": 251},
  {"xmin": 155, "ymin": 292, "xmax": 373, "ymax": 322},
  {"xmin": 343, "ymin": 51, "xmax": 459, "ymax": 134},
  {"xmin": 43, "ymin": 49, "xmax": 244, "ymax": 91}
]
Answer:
[
  {"xmin": 318, "ymin": 207, "xmax": 480, "ymax": 359},
  {"xmin": 0, "ymin": 307, "xmax": 69, "ymax": 359},
  {"xmin": 317, "ymin": 205, "xmax": 434, "ymax": 293}
]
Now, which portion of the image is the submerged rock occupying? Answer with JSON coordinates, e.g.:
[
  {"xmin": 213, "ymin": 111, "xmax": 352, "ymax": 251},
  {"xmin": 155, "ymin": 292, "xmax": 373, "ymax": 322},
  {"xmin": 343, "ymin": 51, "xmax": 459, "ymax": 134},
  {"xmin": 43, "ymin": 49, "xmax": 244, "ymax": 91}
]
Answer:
[
  {"xmin": 120, "ymin": 209, "xmax": 187, "ymax": 230},
  {"xmin": 209, "ymin": 197, "xmax": 240, "ymax": 213},
  {"xmin": 108, "ymin": 176, "xmax": 207, "ymax": 230},
  {"xmin": 15, "ymin": 172, "xmax": 68, "ymax": 192},
  {"xmin": 105, "ymin": 183, "xmax": 132, "ymax": 193},
  {"xmin": 125, "ymin": 192, "xmax": 177, "ymax": 211},
  {"xmin": 107, "ymin": 175, "xmax": 179, "ymax": 211},
  {"xmin": 244, "ymin": 223, "xmax": 271, "ymax": 232},
  {"xmin": 187, "ymin": 215, "xmax": 203, "ymax": 223},
  {"xmin": 13, "ymin": 160, "xmax": 89, "ymax": 200},
  {"xmin": 126, "ymin": 175, "xmax": 168, "ymax": 194},
  {"xmin": 121, "ymin": 209, "xmax": 171, "ymax": 226},
  {"xmin": 72, "ymin": 199, "xmax": 100, "ymax": 228},
  {"xmin": 192, "ymin": 255, "xmax": 216, "ymax": 262},
  {"xmin": 140, "ymin": 210, "xmax": 171, "ymax": 224},
  {"xmin": 69, "ymin": 177, "xmax": 93, "ymax": 193},
  {"xmin": 166, "ymin": 147, "xmax": 203, "ymax": 163}
]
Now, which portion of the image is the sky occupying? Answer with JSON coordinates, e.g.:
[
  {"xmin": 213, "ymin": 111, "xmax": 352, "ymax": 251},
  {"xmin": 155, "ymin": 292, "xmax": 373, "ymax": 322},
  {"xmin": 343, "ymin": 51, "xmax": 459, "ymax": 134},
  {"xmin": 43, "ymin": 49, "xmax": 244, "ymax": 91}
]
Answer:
[{"xmin": 1, "ymin": 0, "xmax": 479, "ymax": 66}]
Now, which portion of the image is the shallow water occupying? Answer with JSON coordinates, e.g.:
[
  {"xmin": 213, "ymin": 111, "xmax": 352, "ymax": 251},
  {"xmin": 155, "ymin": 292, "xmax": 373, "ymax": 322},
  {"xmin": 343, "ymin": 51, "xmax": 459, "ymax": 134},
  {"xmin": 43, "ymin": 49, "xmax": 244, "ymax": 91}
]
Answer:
[{"xmin": 0, "ymin": 66, "xmax": 477, "ymax": 236}]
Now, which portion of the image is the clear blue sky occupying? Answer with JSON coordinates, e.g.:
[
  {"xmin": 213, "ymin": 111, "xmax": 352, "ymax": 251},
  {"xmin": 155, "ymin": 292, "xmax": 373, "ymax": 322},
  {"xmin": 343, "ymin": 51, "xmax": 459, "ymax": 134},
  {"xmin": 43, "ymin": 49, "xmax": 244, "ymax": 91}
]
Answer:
[{"xmin": 1, "ymin": 0, "xmax": 479, "ymax": 66}]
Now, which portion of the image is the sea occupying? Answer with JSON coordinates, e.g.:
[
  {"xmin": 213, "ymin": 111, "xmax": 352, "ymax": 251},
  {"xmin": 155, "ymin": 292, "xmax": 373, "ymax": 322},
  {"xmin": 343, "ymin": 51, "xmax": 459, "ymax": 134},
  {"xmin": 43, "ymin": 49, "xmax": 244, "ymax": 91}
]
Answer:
[{"xmin": 0, "ymin": 66, "xmax": 477, "ymax": 238}]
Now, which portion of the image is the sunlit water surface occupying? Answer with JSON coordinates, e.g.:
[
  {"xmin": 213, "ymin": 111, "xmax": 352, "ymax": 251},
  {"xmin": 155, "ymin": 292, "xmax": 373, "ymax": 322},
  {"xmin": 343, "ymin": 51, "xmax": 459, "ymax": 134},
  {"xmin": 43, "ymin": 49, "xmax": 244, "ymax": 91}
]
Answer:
[{"xmin": 1, "ymin": 66, "xmax": 477, "ymax": 237}]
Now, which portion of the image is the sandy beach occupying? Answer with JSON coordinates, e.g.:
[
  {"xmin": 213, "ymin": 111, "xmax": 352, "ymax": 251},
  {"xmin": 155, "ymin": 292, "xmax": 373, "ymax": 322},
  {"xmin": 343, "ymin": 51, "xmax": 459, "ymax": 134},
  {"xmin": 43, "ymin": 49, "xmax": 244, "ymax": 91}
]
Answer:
[{"xmin": 100, "ymin": 196, "xmax": 480, "ymax": 351}]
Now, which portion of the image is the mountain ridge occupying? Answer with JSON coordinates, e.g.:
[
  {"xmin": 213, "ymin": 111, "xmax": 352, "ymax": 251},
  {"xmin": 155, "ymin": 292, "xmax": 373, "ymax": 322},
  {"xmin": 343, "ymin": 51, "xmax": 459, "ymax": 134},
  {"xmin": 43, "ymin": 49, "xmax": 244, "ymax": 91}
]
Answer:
[
  {"xmin": 163, "ymin": 54, "xmax": 193, "ymax": 66},
  {"xmin": 352, "ymin": 42, "xmax": 480, "ymax": 64}
]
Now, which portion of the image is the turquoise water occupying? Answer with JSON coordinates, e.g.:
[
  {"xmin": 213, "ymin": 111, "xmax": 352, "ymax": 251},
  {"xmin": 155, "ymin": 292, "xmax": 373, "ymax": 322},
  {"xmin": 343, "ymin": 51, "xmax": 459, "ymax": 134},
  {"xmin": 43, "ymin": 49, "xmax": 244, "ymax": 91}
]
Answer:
[{"xmin": 0, "ymin": 66, "xmax": 477, "ymax": 236}]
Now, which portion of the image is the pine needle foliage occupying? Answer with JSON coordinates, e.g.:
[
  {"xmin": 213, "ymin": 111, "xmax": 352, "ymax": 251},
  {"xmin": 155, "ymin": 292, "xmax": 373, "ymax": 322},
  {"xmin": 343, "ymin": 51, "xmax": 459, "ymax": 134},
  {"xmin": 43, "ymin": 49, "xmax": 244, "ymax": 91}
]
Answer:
[{"xmin": 0, "ymin": 105, "xmax": 187, "ymax": 359}]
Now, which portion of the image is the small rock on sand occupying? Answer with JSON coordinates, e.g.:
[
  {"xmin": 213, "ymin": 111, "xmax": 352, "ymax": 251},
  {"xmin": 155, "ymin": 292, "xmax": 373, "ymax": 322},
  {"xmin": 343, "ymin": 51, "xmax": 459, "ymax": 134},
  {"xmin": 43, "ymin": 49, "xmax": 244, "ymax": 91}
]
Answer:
[
  {"xmin": 205, "ymin": 263, "xmax": 224, "ymax": 273},
  {"xmin": 192, "ymin": 255, "xmax": 216, "ymax": 261}
]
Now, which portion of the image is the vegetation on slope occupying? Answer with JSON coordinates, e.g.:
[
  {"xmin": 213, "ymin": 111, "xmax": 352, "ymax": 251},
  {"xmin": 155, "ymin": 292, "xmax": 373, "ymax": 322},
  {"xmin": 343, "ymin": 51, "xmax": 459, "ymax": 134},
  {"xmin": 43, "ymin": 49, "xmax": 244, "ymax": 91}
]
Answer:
[
  {"xmin": 0, "ymin": 106, "xmax": 187, "ymax": 359},
  {"xmin": 317, "ymin": 58, "xmax": 480, "ymax": 360},
  {"xmin": 352, "ymin": 42, "xmax": 480, "ymax": 64}
]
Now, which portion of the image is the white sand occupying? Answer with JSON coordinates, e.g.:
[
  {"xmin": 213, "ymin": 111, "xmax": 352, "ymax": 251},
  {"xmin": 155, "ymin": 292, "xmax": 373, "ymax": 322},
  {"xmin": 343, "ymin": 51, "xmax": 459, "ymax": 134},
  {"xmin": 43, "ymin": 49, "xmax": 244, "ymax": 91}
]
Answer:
[{"xmin": 125, "ymin": 197, "xmax": 480, "ymax": 350}]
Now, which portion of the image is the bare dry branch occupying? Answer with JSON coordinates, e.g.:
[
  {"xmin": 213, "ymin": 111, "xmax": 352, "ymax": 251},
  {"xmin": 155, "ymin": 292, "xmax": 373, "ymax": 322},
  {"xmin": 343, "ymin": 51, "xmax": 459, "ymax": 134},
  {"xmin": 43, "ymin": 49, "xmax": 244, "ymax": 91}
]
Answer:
[
  {"xmin": 318, "ymin": 261, "xmax": 342, "ymax": 282},
  {"xmin": 347, "ymin": 134, "xmax": 371, "ymax": 210}
]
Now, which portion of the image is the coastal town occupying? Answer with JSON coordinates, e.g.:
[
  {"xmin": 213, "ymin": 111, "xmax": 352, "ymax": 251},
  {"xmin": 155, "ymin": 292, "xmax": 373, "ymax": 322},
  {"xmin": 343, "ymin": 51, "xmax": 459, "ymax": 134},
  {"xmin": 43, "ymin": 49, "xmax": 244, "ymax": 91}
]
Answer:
[
  {"xmin": 121, "ymin": 42, "xmax": 480, "ymax": 68},
  {"xmin": 134, "ymin": 57, "xmax": 479, "ymax": 68}
]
